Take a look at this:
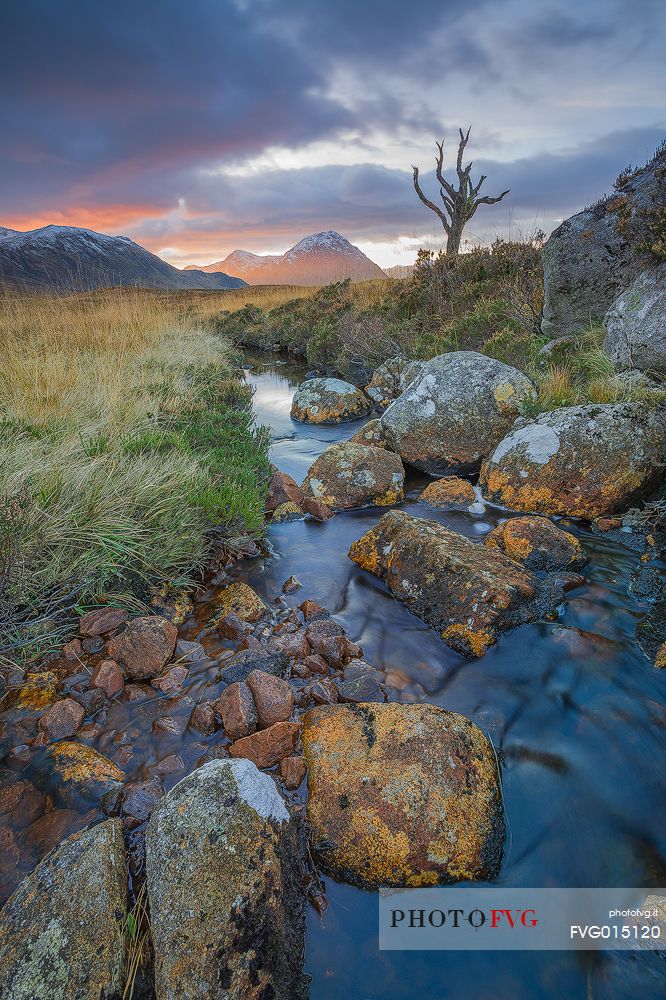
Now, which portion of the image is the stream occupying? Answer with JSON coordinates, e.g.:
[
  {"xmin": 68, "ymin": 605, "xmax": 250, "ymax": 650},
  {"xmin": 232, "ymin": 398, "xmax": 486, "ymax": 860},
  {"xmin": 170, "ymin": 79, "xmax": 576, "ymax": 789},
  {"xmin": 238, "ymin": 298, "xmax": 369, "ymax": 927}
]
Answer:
[{"xmin": 238, "ymin": 352, "xmax": 666, "ymax": 999}]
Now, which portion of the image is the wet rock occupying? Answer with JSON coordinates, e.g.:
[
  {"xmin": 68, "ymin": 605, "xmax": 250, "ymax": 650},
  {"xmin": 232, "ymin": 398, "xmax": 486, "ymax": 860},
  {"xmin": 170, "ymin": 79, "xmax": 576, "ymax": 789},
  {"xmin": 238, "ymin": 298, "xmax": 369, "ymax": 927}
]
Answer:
[
  {"xmin": 81, "ymin": 637, "xmax": 105, "ymax": 655},
  {"xmin": 0, "ymin": 820, "xmax": 127, "ymax": 999},
  {"xmin": 299, "ymin": 599, "xmax": 329, "ymax": 621},
  {"xmin": 484, "ymin": 515, "xmax": 588, "ymax": 571},
  {"xmin": 349, "ymin": 510, "xmax": 559, "ymax": 657},
  {"xmin": 149, "ymin": 584, "xmax": 194, "ymax": 626},
  {"xmin": 221, "ymin": 645, "xmax": 289, "ymax": 685},
  {"xmin": 541, "ymin": 149, "xmax": 666, "ymax": 339},
  {"xmin": 302, "ymin": 703, "xmax": 504, "ymax": 887},
  {"xmin": 121, "ymin": 776, "xmax": 164, "ymax": 822},
  {"xmin": 280, "ymin": 756, "xmax": 307, "ymax": 790},
  {"xmin": 480, "ymin": 402, "xmax": 666, "ymax": 517},
  {"xmin": 273, "ymin": 628, "xmax": 311, "ymax": 659},
  {"xmin": 0, "ymin": 779, "xmax": 45, "ymax": 828},
  {"xmin": 4, "ymin": 745, "xmax": 33, "ymax": 772},
  {"xmin": 655, "ymin": 641, "xmax": 666, "ymax": 669},
  {"xmin": 150, "ymin": 664, "xmax": 189, "ymax": 695},
  {"xmin": 174, "ymin": 639, "xmax": 206, "ymax": 662},
  {"xmin": 37, "ymin": 741, "xmax": 124, "ymax": 809},
  {"xmin": 603, "ymin": 262, "xmax": 666, "ymax": 374},
  {"xmin": 79, "ymin": 606, "xmax": 129, "ymax": 636},
  {"xmin": 266, "ymin": 468, "xmax": 304, "ymax": 512},
  {"xmin": 302, "ymin": 653, "xmax": 329, "ymax": 675},
  {"xmin": 107, "ymin": 615, "xmax": 177, "ymax": 681},
  {"xmin": 210, "ymin": 581, "xmax": 268, "ymax": 624},
  {"xmin": 291, "ymin": 377, "xmax": 371, "ymax": 424},
  {"xmin": 365, "ymin": 357, "xmax": 426, "ymax": 409},
  {"xmin": 15, "ymin": 671, "xmax": 58, "ymax": 711},
  {"xmin": 308, "ymin": 634, "xmax": 349, "ymax": 669},
  {"xmin": 283, "ymin": 575, "xmax": 302, "ymax": 594},
  {"xmin": 189, "ymin": 701, "xmax": 217, "ymax": 735},
  {"xmin": 304, "ymin": 618, "xmax": 345, "ymax": 642},
  {"xmin": 247, "ymin": 669, "xmax": 294, "ymax": 729},
  {"xmin": 272, "ymin": 501, "xmax": 307, "ymax": 522},
  {"xmin": 301, "ymin": 441, "xmax": 405, "ymax": 510},
  {"xmin": 22, "ymin": 808, "xmax": 98, "ymax": 862},
  {"xmin": 71, "ymin": 686, "xmax": 106, "ymax": 717},
  {"xmin": 348, "ymin": 417, "xmax": 388, "ymax": 448},
  {"xmin": 90, "ymin": 658, "xmax": 124, "ymax": 698},
  {"xmin": 336, "ymin": 661, "xmax": 386, "ymax": 703},
  {"xmin": 214, "ymin": 681, "xmax": 258, "ymax": 740},
  {"xmin": 301, "ymin": 497, "xmax": 334, "ymax": 520},
  {"xmin": 306, "ymin": 677, "xmax": 339, "ymax": 705},
  {"xmin": 418, "ymin": 476, "xmax": 476, "ymax": 509},
  {"xmin": 123, "ymin": 683, "xmax": 153, "ymax": 703},
  {"xmin": 380, "ymin": 351, "xmax": 535, "ymax": 475},
  {"xmin": 214, "ymin": 610, "xmax": 250, "ymax": 641},
  {"xmin": 152, "ymin": 753, "xmax": 185, "ymax": 778},
  {"xmin": 229, "ymin": 721, "xmax": 300, "ymax": 769},
  {"xmin": 146, "ymin": 759, "xmax": 307, "ymax": 1000},
  {"xmin": 62, "ymin": 638, "xmax": 82, "ymax": 661},
  {"xmin": 152, "ymin": 715, "xmax": 187, "ymax": 737},
  {"xmin": 38, "ymin": 698, "xmax": 85, "ymax": 741}
]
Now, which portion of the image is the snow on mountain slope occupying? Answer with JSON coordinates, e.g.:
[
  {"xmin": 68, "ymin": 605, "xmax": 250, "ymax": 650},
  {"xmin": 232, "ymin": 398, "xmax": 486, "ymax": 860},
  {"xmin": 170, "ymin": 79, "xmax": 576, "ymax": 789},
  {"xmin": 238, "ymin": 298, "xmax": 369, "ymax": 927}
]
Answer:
[
  {"xmin": 0, "ymin": 225, "xmax": 247, "ymax": 292},
  {"xmin": 188, "ymin": 231, "xmax": 386, "ymax": 285}
]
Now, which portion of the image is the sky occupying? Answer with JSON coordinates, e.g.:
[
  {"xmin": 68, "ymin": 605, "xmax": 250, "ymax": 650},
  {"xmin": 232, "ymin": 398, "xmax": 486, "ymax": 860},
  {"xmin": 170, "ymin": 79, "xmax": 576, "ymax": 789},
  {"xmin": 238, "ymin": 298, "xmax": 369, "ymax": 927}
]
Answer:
[{"xmin": 1, "ymin": 0, "xmax": 664, "ymax": 268}]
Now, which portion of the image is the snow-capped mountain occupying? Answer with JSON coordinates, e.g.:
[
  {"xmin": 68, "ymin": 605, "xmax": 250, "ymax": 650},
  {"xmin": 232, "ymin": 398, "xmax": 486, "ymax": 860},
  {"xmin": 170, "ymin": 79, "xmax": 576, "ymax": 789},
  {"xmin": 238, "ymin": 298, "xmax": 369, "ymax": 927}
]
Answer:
[
  {"xmin": 0, "ymin": 225, "xmax": 246, "ymax": 292},
  {"xmin": 186, "ymin": 231, "xmax": 386, "ymax": 285}
]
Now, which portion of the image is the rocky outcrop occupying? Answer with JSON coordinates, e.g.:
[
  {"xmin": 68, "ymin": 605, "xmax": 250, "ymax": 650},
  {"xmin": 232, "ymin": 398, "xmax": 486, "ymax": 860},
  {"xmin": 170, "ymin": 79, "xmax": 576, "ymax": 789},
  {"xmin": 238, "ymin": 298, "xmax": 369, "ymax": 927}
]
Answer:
[
  {"xmin": 349, "ymin": 510, "xmax": 565, "ymax": 656},
  {"xmin": 365, "ymin": 357, "xmax": 426, "ymax": 408},
  {"xmin": 301, "ymin": 442, "xmax": 404, "ymax": 509},
  {"xmin": 380, "ymin": 352, "xmax": 535, "ymax": 474},
  {"xmin": 484, "ymin": 516, "xmax": 587, "ymax": 571},
  {"xmin": 480, "ymin": 403, "xmax": 666, "ymax": 517},
  {"xmin": 146, "ymin": 758, "xmax": 307, "ymax": 1000},
  {"xmin": 541, "ymin": 148, "xmax": 666, "ymax": 339},
  {"xmin": 418, "ymin": 476, "xmax": 476, "ymax": 509},
  {"xmin": 290, "ymin": 377, "xmax": 371, "ymax": 423},
  {"xmin": 0, "ymin": 820, "xmax": 127, "ymax": 1000},
  {"xmin": 603, "ymin": 263, "xmax": 666, "ymax": 374},
  {"xmin": 302, "ymin": 703, "xmax": 504, "ymax": 887}
]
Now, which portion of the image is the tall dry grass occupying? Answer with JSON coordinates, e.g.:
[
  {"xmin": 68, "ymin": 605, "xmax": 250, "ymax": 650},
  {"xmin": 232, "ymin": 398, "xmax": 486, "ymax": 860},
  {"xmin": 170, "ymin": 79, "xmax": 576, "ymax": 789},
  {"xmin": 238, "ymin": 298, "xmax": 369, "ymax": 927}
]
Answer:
[{"xmin": 0, "ymin": 289, "xmax": 270, "ymax": 665}]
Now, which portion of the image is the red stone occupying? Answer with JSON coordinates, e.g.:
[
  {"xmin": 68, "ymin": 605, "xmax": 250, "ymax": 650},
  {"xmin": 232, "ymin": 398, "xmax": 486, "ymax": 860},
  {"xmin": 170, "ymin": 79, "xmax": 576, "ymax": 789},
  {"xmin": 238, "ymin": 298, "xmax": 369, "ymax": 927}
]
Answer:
[
  {"xmin": 302, "ymin": 653, "xmax": 329, "ymax": 675},
  {"xmin": 229, "ymin": 721, "xmax": 300, "ymax": 769},
  {"xmin": 62, "ymin": 638, "xmax": 82, "ymax": 661},
  {"xmin": 107, "ymin": 616, "xmax": 177, "ymax": 680},
  {"xmin": 309, "ymin": 634, "xmax": 348, "ymax": 668},
  {"xmin": 38, "ymin": 698, "xmax": 85, "ymax": 740},
  {"xmin": 0, "ymin": 826, "xmax": 20, "ymax": 878},
  {"xmin": 23, "ymin": 808, "xmax": 98, "ymax": 862},
  {"xmin": 306, "ymin": 677, "xmax": 339, "ymax": 705},
  {"xmin": 301, "ymin": 498, "xmax": 334, "ymax": 520},
  {"xmin": 0, "ymin": 779, "xmax": 45, "ymax": 828},
  {"xmin": 213, "ymin": 682, "xmax": 257, "ymax": 741},
  {"xmin": 152, "ymin": 715, "xmax": 187, "ymax": 736},
  {"xmin": 90, "ymin": 658, "xmax": 124, "ymax": 698},
  {"xmin": 123, "ymin": 683, "xmax": 153, "ymax": 702},
  {"xmin": 280, "ymin": 755, "xmax": 307, "ymax": 790},
  {"xmin": 79, "ymin": 607, "xmax": 129, "ymax": 637},
  {"xmin": 266, "ymin": 469, "xmax": 304, "ymax": 512},
  {"xmin": 189, "ymin": 702, "xmax": 217, "ymax": 735},
  {"xmin": 299, "ymin": 600, "xmax": 329, "ymax": 622},
  {"xmin": 273, "ymin": 629, "xmax": 310, "ymax": 659},
  {"xmin": 282, "ymin": 575, "xmax": 302, "ymax": 594},
  {"xmin": 246, "ymin": 670, "xmax": 294, "ymax": 729},
  {"xmin": 215, "ymin": 611, "xmax": 250, "ymax": 641},
  {"xmin": 151, "ymin": 664, "xmax": 189, "ymax": 694}
]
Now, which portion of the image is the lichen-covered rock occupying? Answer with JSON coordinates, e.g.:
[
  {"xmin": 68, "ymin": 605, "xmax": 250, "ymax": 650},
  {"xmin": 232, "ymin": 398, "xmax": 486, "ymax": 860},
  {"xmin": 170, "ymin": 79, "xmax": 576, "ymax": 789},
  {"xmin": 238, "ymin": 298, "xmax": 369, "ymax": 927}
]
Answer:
[
  {"xmin": 107, "ymin": 615, "xmax": 177, "ymax": 680},
  {"xmin": 541, "ymin": 148, "xmax": 666, "ymax": 339},
  {"xmin": 14, "ymin": 670, "xmax": 58, "ymax": 711},
  {"xmin": 349, "ymin": 510, "xmax": 562, "ymax": 656},
  {"xmin": 36, "ymin": 741, "xmax": 123, "ymax": 809},
  {"xmin": 302, "ymin": 703, "xmax": 504, "ymax": 887},
  {"xmin": 211, "ymin": 581, "xmax": 268, "ymax": 624},
  {"xmin": 484, "ymin": 516, "xmax": 587, "ymax": 571},
  {"xmin": 146, "ymin": 759, "xmax": 306, "ymax": 1000},
  {"xmin": 272, "ymin": 501, "xmax": 307, "ymax": 522},
  {"xmin": 348, "ymin": 418, "xmax": 388, "ymax": 448},
  {"xmin": 480, "ymin": 403, "xmax": 666, "ymax": 517},
  {"xmin": 290, "ymin": 377, "xmax": 371, "ymax": 424},
  {"xmin": 266, "ymin": 468, "xmax": 304, "ymax": 512},
  {"xmin": 380, "ymin": 352, "xmax": 535, "ymax": 474},
  {"xmin": 603, "ymin": 263, "xmax": 666, "ymax": 374},
  {"xmin": 365, "ymin": 357, "xmax": 426, "ymax": 408},
  {"xmin": 0, "ymin": 819, "xmax": 127, "ymax": 1000},
  {"xmin": 418, "ymin": 476, "xmax": 476, "ymax": 509},
  {"xmin": 301, "ymin": 442, "xmax": 404, "ymax": 510}
]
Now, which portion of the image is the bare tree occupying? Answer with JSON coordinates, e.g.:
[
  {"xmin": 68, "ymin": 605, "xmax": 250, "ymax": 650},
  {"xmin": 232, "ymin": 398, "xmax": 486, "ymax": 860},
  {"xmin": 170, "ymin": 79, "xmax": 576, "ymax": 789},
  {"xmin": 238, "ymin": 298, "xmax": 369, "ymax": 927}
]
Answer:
[{"xmin": 412, "ymin": 128, "xmax": 510, "ymax": 255}]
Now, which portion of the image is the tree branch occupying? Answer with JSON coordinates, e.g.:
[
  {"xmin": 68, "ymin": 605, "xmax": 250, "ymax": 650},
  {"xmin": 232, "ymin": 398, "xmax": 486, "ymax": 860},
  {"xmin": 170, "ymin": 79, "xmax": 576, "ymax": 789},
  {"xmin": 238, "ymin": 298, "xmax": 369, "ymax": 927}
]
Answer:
[{"xmin": 412, "ymin": 165, "xmax": 451, "ymax": 233}]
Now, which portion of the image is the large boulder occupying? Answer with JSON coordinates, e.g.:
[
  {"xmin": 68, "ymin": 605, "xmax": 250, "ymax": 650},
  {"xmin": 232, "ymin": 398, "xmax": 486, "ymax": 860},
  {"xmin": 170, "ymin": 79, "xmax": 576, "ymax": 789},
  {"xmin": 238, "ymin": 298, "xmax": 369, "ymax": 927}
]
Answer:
[
  {"xmin": 480, "ymin": 402, "xmax": 666, "ymax": 517},
  {"xmin": 290, "ymin": 377, "xmax": 371, "ymax": 424},
  {"xmin": 302, "ymin": 703, "xmax": 504, "ymax": 887},
  {"xmin": 365, "ymin": 356, "xmax": 426, "ymax": 408},
  {"xmin": 348, "ymin": 510, "xmax": 563, "ymax": 656},
  {"xmin": 146, "ymin": 758, "xmax": 306, "ymax": 1000},
  {"xmin": 0, "ymin": 820, "xmax": 127, "ymax": 1000},
  {"xmin": 301, "ymin": 442, "xmax": 404, "ymax": 510},
  {"xmin": 484, "ymin": 516, "xmax": 587, "ymax": 571},
  {"xmin": 541, "ymin": 148, "xmax": 666, "ymax": 339},
  {"xmin": 603, "ymin": 263, "xmax": 666, "ymax": 374},
  {"xmin": 348, "ymin": 417, "xmax": 388, "ymax": 448},
  {"xmin": 380, "ymin": 352, "xmax": 535, "ymax": 474},
  {"xmin": 35, "ymin": 741, "xmax": 124, "ymax": 809}
]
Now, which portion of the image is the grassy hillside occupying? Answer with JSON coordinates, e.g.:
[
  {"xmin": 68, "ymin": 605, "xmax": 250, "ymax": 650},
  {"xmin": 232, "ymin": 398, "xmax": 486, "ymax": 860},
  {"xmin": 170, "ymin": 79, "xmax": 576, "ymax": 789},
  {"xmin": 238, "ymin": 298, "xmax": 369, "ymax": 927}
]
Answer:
[{"xmin": 0, "ymin": 289, "xmax": 271, "ymax": 664}]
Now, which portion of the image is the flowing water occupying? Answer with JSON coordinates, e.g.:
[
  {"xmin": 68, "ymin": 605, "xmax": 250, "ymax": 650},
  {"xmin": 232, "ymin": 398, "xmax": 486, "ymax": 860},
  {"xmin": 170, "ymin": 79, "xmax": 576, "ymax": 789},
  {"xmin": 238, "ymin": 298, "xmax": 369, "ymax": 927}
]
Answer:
[{"xmin": 240, "ymin": 353, "xmax": 666, "ymax": 999}]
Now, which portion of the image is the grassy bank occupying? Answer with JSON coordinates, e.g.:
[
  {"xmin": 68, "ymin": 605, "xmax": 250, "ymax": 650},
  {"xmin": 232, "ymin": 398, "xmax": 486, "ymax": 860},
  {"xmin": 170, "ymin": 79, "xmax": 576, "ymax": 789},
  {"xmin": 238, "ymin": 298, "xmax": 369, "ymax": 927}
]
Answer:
[
  {"xmin": 216, "ymin": 240, "xmax": 665, "ymax": 412},
  {"xmin": 0, "ymin": 289, "xmax": 271, "ymax": 664}
]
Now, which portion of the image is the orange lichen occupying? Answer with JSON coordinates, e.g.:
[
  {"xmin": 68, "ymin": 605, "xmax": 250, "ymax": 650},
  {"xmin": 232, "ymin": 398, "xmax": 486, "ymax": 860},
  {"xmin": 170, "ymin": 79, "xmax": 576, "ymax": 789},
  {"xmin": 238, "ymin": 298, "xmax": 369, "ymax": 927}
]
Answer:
[
  {"xmin": 16, "ymin": 671, "xmax": 58, "ymax": 710},
  {"xmin": 419, "ymin": 477, "xmax": 475, "ymax": 509},
  {"xmin": 211, "ymin": 582, "xmax": 267, "ymax": 624},
  {"xmin": 50, "ymin": 741, "xmax": 123, "ymax": 784},
  {"xmin": 655, "ymin": 642, "xmax": 666, "ymax": 669},
  {"xmin": 441, "ymin": 624, "xmax": 495, "ymax": 657}
]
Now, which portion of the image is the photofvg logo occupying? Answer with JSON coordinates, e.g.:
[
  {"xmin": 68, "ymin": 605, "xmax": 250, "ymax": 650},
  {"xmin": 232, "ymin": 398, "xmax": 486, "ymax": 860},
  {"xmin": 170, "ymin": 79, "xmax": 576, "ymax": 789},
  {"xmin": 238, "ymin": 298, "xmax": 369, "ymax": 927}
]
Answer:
[{"xmin": 379, "ymin": 888, "xmax": 666, "ymax": 951}]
